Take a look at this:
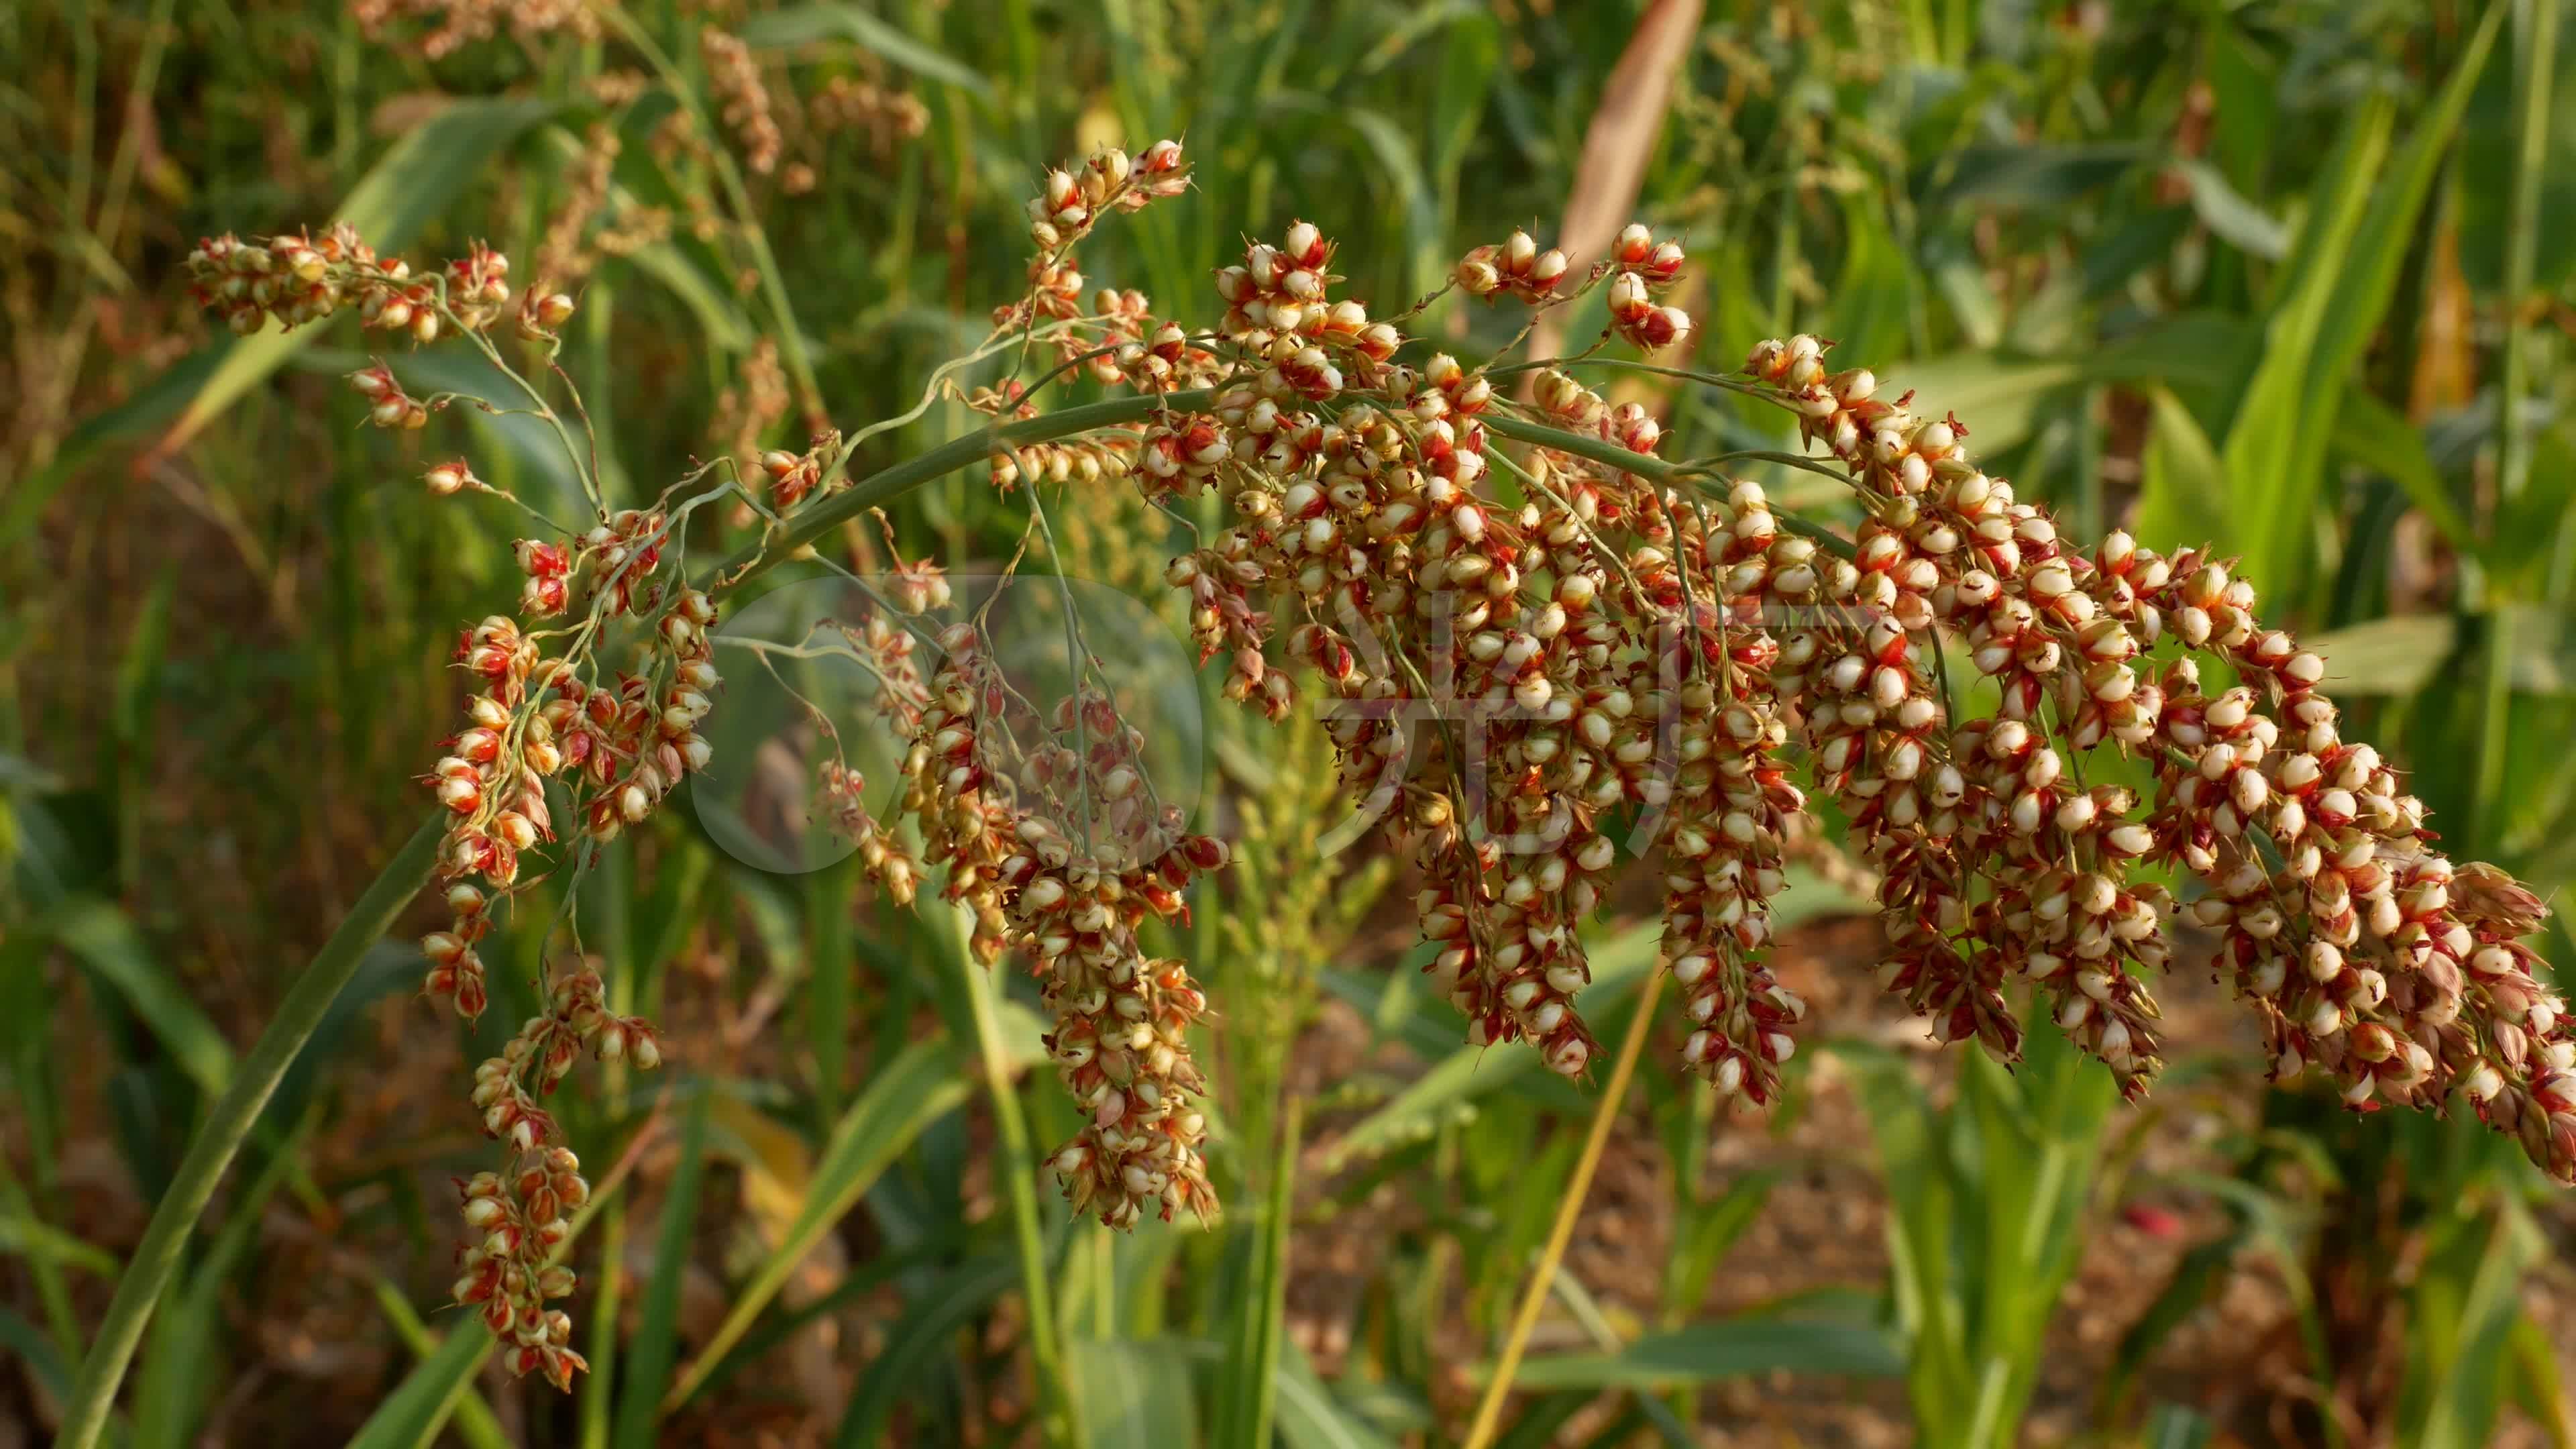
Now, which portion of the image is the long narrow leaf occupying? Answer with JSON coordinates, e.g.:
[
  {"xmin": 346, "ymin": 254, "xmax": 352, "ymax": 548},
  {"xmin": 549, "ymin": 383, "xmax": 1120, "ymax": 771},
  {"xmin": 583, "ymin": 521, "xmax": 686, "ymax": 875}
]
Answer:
[
  {"xmin": 50, "ymin": 899, "xmax": 233, "ymax": 1097},
  {"xmin": 614, "ymin": 1093, "xmax": 713, "ymax": 1449},
  {"xmin": 1501, "ymin": 1318, "xmax": 1904, "ymax": 1390},
  {"xmin": 54, "ymin": 817, "xmax": 444, "ymax": 1449},
  {"xmin": 155, "ymin": 99, "xmax": 557, "ymax": 457},
  {"xmin": 661, "ymin": 1036, "xmax": 977, "ymax": 1408}
]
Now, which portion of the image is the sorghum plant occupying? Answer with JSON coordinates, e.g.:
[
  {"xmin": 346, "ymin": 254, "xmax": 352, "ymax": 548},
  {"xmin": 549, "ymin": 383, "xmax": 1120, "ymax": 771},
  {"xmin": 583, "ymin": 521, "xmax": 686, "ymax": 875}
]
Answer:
[{"xmin": 184, "ymin": 128, "xmax": 2568, "ymax": 1390}]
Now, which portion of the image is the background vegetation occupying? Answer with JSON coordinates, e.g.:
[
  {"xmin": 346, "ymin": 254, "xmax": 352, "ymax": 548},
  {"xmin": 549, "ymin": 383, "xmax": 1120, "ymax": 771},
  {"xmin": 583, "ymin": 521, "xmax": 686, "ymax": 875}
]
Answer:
[{"xmin": 4, "ymin": 0, "xmax": 2575, "ymax": 1444}]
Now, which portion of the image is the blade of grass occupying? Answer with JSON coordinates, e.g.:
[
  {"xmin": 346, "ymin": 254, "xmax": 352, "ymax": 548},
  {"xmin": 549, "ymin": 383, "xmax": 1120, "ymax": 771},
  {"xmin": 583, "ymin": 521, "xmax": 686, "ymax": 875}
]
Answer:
[
  {"xmin": 659, "ymin": 1036, "xmax": 978, "ymax": 1410},
  {"xmin": 2237, "ymin": 3, "xmax": 2504, "ymax": 609},
  {"xmin": 1275, "ymin": 1336, "xmax": 1399, "ymax": 1449},
  {"xmin": 2506, "ymin": 1312, "xmax": 2576, "ymax": 1444},
  {"xmin": 0, "ymin": 1306, "xmax": 74, "ymax": 1407},
  {"xmin": 50, "ymin": 899, "xmax": 233, "ymax": 1098},
  {"xmin": 341, "ymin": 1118, "xmax": 656, "ymax": 1449},
  {"xmin": 370, "ymin": 1278, "xmax": 509, "ymax": 1449},
  {"xmin": 805, "ymin": 857, "xmax": 855, "ymax": 1119},
  {"xmin": 0, "ymin": 1215, "xmax": 121, "ymax": 1278},
  {"xmin": 612, "ymin": 1089, "xmax": 712, "ymax": 1449},
  {"xmin": 1068, "ymin": 1338, "xmax": 1200, "ymax": 1448},
  {"xmin": 150, "ymin": 97, "xmax": 557, "ymax": 460},
  {"xmin": 52, "ymin": 816, "xmax": 443, "ymax": 1449},
  {"xmin": 2219, "ymin": 101, "xmax": 2389, "ymax": 603},
  {"xmin": 1215, "ymin": 1096, "xmax": 1301, "ymax": 1449},
  {"xmin": 130, "ymin": 1115, "xmax": 305, "ymax": 1449},
  {"xmin": 2485, "ymin": 0, "xmax": 2562, "ymax": 839},
  {"xmin": 1501, "ymin": 1317, "xmax": 1903, "ymax": 1390},
  {"xmin": 737, "ymin": 3, "xmax": 996, "ymax": 102},
  {"xmin": 833, "ymin": 1250, "xmax": 1020, "ymax": 1448},
  {"xmin": 2394, "ymin": 1199, "xmax": 2543, "ymax": 1449},
  {"xmin": 951, "ymin": 904, "xmax": 1078, "ymax": 1448},
  {"xmin": 2332, "ymin": 385, "xmax": 2479, "ymax": 558},
  {"xmin": 1328, "ymin": 869, "xmax": 1860, "ymax": 1171},
  {"xmin": 1322, "ymin": 924, "xmax": 1658, "ymax": 1171}
]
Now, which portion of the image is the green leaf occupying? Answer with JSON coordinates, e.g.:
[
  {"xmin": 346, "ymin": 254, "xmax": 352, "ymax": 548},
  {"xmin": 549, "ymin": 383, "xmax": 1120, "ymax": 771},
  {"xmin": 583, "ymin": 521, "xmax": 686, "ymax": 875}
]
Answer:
[
  {"xmin": 1071, "ymin": 1338, "xmax": 1201, "ymax": 1448},
  {"xmin": 50, "ymin": 899, "xmax": 233, "ymax": 1097},
  {"xmin": 834, "ymin": 1251, "xmax": 1019, "ymax": 1447},
  {"xmin": 131, "ymin": 1122, "xmax": 303, "ymax": 1449},
  {"xmin": 341, "ymin": 1309, "xmax": 494, "ymax": 1449},
  {"xmin": 113, "ymin": 571, "xmax": 176, "ymax": 747},
  {"xmin": 1877, "ymin": 354, "xmax": 2083, "ymax": 461},
  {"xmin": 2220, "ymin": 98, "xmax": 2390, "ymax": 603},
  {"xmin": 661, "ymin": 1036, "xmax": 977, "ymax": 1409},
  {"xmin": 1320, "ymin": 926, "xmax": 1654, "ymax": 1171},
  {"xmin": 2305, "ymin": 607, "xmax": 2576, "ymax": 696},
  {"xmin": 614, "ymin": 1091, "xmax": 713, "ymax": 1449},
  {"xmin": 1922, "ymin": 143, "xmax": 2145, "ymax": 210},
  {"xmin": 2505, "ymin": 1312, "xmax": 2576, "ymax": 1444},
  {"xmin": 1662, "ymin": 1171, "xmax": 1775, "ymax": 1322},
  {"xmin": 370, "ymin": 1279, "xmax": 511, "ymax": 1449},
  {"xmin": 159, "ymin": 97, "xmax": 557, "ymax": 455},
  {"xmin": 1330, "ymin": 102, "xmax": 1447, "ymax": 303},
  {"xmin": 2084, "ymin": 310, "xmax": 2257, "ymax": 394},
  {"xmin": 2143, "ymin": 1403, "xmax": 2216, "ymax": 1449},
  {"xmin": 0, "ymin": 1215, "xmax": 121, "ymax": 1277},
  {"xmin": 738, "ymin": 5, "xmax": 996, "ymax": 101},
  {"xmin": 0, "ymin": 350, "xmax": 226, "ymax": 549},
  {"xmin": 2395, "ymin": 1201, "xmax": 2544, "ymax": 1449},
  {"xmin": 2100, "ymin": 1230, "xmax": 2245, "ymax": 1419},
  {"xmin": 1214, "ymin": 1099, "xmax": 1300, "ymax": 1449},
  {"xmin": 2133, "ymin": 386, "xmax": 2227, "ymax": 555},
  {"xmin": 2226, "ymin": 4, "xmax": 2504, "ymax": 606},
  {"xmin": 2174, "ymin": 159, "xmax": 2288, "ymax": 260},
  {"xmin": 2456, "ymin": 0, "xmax": 2576, "ymax": 294},
  {"xmin": 1275, "ymin": 1337, "xmax": 1401, "ymax": 1449},
  {"xmin": 2304, "ymin": 615, "xmax": 2459, "ymax": 696},
  {"xmin": 55, "ymin": 819, "xmax": 445, "ymax": 1449},
  {"xmin": 2332, "ymin": 386, "xmax": 2479, "ymax": 557},
  {"xmin": 1829, "ymin": 197, "xmax": 1913, "ymax": 368},
  {"xmin": 1501, "ymin": 1318, "xmax": 1904, "ymax": 1389},
  {"xmin": 2202, "ymin": 17, "xmax": 2276, "ymax": 195},
  {"xmin": 288, "ymin": 345, "xmax": 592, "ymax": 516},
  {"xmin": 0, "ymin": 1306, "xmax": 73, "ymax": 1402}
]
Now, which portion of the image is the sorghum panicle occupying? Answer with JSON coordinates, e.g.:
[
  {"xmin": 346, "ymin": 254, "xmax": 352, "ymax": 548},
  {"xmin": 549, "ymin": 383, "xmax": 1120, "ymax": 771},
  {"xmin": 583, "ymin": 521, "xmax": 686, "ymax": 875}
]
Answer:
[
  {"xmin": 190, "ymin": 227, "xmax": 717, "ymax": 1383},
  {"xmin": 191, "ymin": 128, "xmax": 2571, "ymax": 1398},
  {"xmin": 964, "ymin": 160, "xmax": 2565, "ymax": 1188}
]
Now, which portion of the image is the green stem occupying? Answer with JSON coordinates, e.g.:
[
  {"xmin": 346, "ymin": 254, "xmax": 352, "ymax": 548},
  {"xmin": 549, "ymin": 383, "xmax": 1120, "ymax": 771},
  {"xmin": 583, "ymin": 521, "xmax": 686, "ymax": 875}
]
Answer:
[
  {"xmin": 957, "ymin": 916, "xmax": 1079, "ymax": 1449},
  {"xmin": 2479, "ymin": 0, "xmax": 2559, "ymax": 839},
  {"xmin": 706, "ymin": 388, "xmax": 1218, "ymax": 592},
  {"xmin": 52, "ymin": 817, "xmax": 444, "ymax": 1449},
  {"xmin": 1483, "ymin": 413, "xmax": 1860, "ymax": 559}
]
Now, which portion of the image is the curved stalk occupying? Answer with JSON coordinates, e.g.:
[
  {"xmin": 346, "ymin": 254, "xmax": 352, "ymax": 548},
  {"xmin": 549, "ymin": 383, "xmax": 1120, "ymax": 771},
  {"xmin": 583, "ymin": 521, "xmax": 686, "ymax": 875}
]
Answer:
[{"xmin": 708, "ymin": 388, "xmax": 1218, "ymax": 590}]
